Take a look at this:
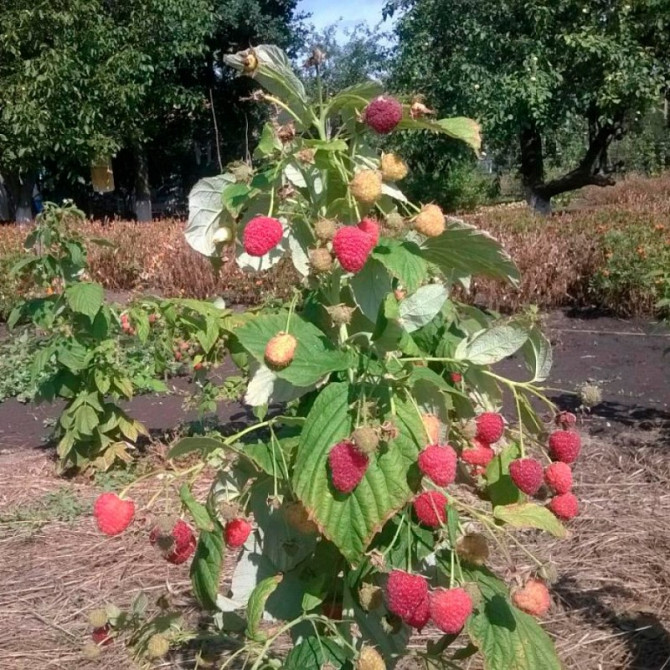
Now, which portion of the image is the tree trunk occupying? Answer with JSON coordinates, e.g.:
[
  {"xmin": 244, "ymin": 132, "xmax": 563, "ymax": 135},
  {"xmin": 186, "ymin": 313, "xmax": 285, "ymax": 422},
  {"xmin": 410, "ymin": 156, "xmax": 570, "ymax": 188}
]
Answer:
[
  {"xmin": 0, "ymin": 175, "xmax": 10, "ymax": 221},
  {"xmin": 134, "ymin": 146, "xmax": 151, "ymax": 222},
  {"xmin": 519, "ymin": 125, "xmax": 550, "ymax": 213},
  {"xmin": 6, "ymin": 172, "xmax": 36, "ymax": 223}
]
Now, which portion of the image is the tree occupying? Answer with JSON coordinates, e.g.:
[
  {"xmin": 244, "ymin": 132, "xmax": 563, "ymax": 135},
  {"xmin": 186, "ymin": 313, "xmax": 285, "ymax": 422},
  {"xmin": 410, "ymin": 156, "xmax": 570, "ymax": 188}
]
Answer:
[{"xmin": 389, "ymin": 0, "xmax": 670, "ymax": 211}]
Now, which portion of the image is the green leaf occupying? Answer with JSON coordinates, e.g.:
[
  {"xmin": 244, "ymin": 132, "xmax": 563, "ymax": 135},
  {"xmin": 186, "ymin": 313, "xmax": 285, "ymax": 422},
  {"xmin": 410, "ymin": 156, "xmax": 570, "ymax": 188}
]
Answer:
[
  {"xmin": 422, "ymin": 218, "xmax": 520, "ymax": 286},
  {"xmin": 468, "ymin": 595, "xmax": 562, "ymax": 670},
  {"xmin": 398, "ymin": 116, "xmax": 482, "ymax": 154},
  {"xmin": 493, "ymin": 502, "xmax": 567, "ymax": 538},
  {"xmin": 373, "ymin": 238, "xmax": 428, "ymax": 292},
  {"xmin": 65, "ymin": 283, "xmax": 104, "ymax": 320},
  {"xmin": 485, "ymin": 443, "xmax": 523, "ymax": 507},
  {"xmin": 186, "ymin": 174, "xmax": 236, "ymax": 256},
  {"xmin": 284, "ymin": 636, "xmax": 350, "ymax": 670},
  {"xmin": 293, "ymin": 383, "xmax": 424, "ymax": 562},
  {"xmin": 235, "ymin": 313, "xmax": 351, "ymax": 387},
  {"xmin": 350, "ymin": 258, "xmax": 393, "ymax": 321},
  {"xmin": 73, "ymin": 404, "xmax": 99, "ymax": 436},
  {"xmin": 179, "ymin": 484, "xmax": 215, "ymax": 532},
  {"xmin": 455, "ymin": 324, "xmax": 530, "ymax": 366},
  {"xmin": 325, "ymin": 80, "xmax": 383, "ymax": 116},
  {"xmin": 521, "ymin": 329, "xmax": 553, "ymax": 382},
  {"xmin": 399, "ymin": 284, "xmax": 449, "ymax": 333},
  {"xmin": 246, "ymin": 574, "xmax": 283, "ymax": 641},
  {"xmin": 190, "ymin": 526, "xmax": 224, "ymax": 611},
  {"xmin": 255, "ymin": 122, "xmax": 281, "ymax": 157},
  {"xmin": 168, "ymin": 436, "xmax": 223, "ymax": 460}
]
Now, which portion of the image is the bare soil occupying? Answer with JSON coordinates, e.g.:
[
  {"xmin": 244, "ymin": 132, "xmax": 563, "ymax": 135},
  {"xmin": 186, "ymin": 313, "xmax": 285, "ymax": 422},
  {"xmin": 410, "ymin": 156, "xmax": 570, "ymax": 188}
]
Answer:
[{"xmin": 0, "ymin": 310, "xmax": 668, "ymax": 669}]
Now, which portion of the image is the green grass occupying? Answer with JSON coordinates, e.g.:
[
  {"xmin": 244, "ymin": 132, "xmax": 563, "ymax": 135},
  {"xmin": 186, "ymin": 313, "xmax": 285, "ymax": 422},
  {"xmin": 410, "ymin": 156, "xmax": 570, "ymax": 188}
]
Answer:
[{"xmin": 0, "ymin": 487, "xmax": 90, "ymax": 532}]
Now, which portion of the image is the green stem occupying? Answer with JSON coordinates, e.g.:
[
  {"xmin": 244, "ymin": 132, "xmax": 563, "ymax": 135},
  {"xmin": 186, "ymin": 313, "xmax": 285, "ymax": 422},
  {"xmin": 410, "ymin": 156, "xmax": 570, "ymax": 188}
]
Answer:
[{"xmin": 285, "ymin": 292, "xmax": 299, "ymax": 332}]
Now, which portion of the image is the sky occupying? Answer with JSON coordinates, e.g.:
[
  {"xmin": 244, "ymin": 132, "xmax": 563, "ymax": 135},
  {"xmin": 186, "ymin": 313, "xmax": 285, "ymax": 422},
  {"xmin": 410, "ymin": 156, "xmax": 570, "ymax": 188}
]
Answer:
[{"xmin": 298, "ymin": 0, "xmax": 394, "ymax": 36}]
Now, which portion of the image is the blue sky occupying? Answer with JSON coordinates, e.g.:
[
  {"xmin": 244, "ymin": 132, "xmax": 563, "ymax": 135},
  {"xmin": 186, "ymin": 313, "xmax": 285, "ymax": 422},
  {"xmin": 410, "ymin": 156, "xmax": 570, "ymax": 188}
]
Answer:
[{"xmin": 299, "ymin": 0, "xmax": 393, "ymax": 35}]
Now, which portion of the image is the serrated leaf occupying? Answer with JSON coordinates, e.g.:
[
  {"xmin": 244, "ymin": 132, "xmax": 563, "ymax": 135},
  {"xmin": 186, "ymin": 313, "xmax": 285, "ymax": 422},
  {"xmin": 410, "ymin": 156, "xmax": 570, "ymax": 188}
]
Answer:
[
  {"xmin": 246, "ymin": 575, "xmax": 283, "ymax": 640},
  {"xmin": 293, "ymin": 383, "xmax": 424, "ymax": 562},
  {"xmin": 455, "ymin": 324, "xmax": 530, "ymax": 366},
  {"xmin": 65, "ymin": 283, "xmax": 104, "ymax": 320},
  {"xmin": 186, "ymin": 174, "xmax": 235, "ymax": 256},
  {"xmin": 493, "ymin": 502, "xmax": 567, "ymax": 538},
  {"xmin": 245, "ymin": 363, "xmax": 315, "ymax": 407},
  {"xmin": 373, "ymin": 238, "xmax": 428, "ymax": 293},
  {"xmin": 325, "ymin": 80, "xmax": 384, "ymax": 116},
  {"xmin": 235, "ymin": 312, "xmax": 351, "ymax": 387},
  {"xmin": 521, "ymin": 329, "xmax": 553, "ymax": 382},
  {"xmin": 180, "ymin": 484, "xmax": 215, "ymax": 531},
  {"xmin": 485, "ymin": 443, "xmax": 523, "ymax": 507},
  {"xmin": 398, "ymin": 116, "xmax": 482, "ymax": 154},
  {"xmin": 381, "ymin": 181, "xmax": 408, "ymax": 203},
  {"xmin": 350, "ymin": 258, "xmax": 393, "ymax": 321},
  {"xmin": 190, "ymin": 526, "xmax": 224, "ymax": 610},
  {"xmin": 168, "ymin": 436, "xmax": 223, "ymax": 460},
  {"xmin": 284, "ymin": 636, "xmax": 350, "ymax": 670},
  {"xmin": 399, "ymin": 284, "xmax": 449, "ymax": 333},
  {"xmin": 422, "ymin": 218, "xmax": 520, "ymax": 286}
]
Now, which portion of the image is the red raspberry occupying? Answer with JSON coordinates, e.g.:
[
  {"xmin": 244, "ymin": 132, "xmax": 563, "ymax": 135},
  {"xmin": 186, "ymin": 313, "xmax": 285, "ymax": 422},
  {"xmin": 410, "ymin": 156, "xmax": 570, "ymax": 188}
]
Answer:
[
  {"xmin": 386, "ymin": 570, "xmax": 430, "ymax": 629},
  {"xmin": 363, "ymin": 96, "xmax": 403, "ymax": 134},
  {"xmin": 332, "ymin": 226, "xmax": 374, "ymax": 273},
  {"xmin": 91, "ymin": 625, "xmax": 113, "ymax": 646},
  {"xmin": 548, "ymin": 430, "xmax": 581, "ymax": 463},
  {"xmin": 544, "ymin": 462, "xmax": 573, "ymax": 494},
  {"xmin": 243, "ymin": 216, "xmax": 283, "ymax": 256},
  {"xmin": 475, "ymin": 412, "xmax": 505, "ymax": 443},
  {"xmin": 94, "ymin": 493, "xmax": 135, "ymax": 536},
  {"xmin": 509, "ymin": 458, "xmax": 544, "ymax": 495},
  {"xmin": 225, "ymin": 518, "xmax": 253, "ymax": 548},
  {"xmin": 512, "ymin": 579, "xmax": 551, "ymax": 617},
  {"xmin": 429, "ymin": 587, "xmax": 473, "ymax": 634},
  {"xmin": 413, "ymin": 490, "xmax": 448, "ymax": 527},
  {"xmin": 417, "ymin": 444, "xmax": 457, "ymax": 487},
  {"xmin": 461, "ymin": 439, "xmax": 495, "ymax": 467},
  {"xmin": 328, "ymin": 440, "xmax": 369, "ymax": 493},
  {"xmin": 450, "ymin": 372, "xmax": 462, "ymax": 383},
  {"xmin": 357, "ymin": 217, "xmax": 380, "ymax": 247},
  {"xmin": 150, "ymin": 519, "xmax": 196, "ymax": 565},
  {"xmin": 548, "ymin": 492, "xmax": 579, "ymax": 520}
]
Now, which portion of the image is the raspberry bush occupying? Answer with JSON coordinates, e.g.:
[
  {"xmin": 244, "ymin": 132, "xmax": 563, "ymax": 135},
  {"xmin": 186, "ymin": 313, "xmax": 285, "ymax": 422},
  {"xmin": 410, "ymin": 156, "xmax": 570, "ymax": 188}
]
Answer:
[{"xmin": 99, "ymin": 46, "xmax": 580, "ymax": 668}]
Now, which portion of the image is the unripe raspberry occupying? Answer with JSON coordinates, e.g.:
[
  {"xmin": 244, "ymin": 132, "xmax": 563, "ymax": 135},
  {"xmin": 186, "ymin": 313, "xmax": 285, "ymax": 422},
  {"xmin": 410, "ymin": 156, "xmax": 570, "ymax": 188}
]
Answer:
[
  {"xmin": 385, "ymin": 570, "xmax": 430, "ymax": 629},
  {"xmin": 475, "ymin": 412, "xmax": 505, "ymax": 443},
  {"xmin": 417, "ymin": 443, "xmax": 457, "ymax": 486},
  {"xmin": 456, "ymin": 532, "xmax": 490, "ymax": 565},
  {"xmin": 333, "ymin": 226, "xmax": 374, "ymax": 273},
  {"xmin": 359, "ymin": 583, "xmax": 383, "ymax": 611},
  {"xmin": 414, "ymin": 204, "xmax": 445, "ymax": 237},
  {"xmin": 327, "ymin": 303, "xmax": 356, "ymax": 325},
  {"xmin": 283, "ymin": 501, "xmax": 318, "ymax": 534},
  {"xmin": 509, "ymin": 458, "xmax": 544, "ymax": 495},
  {"xmin": 146, "ymin": 633, "xmax": 170, "ymax": 659},
  {"xmin": 413, "ymin": 490, "xmax": 448, "ymax": 527},
  {"xmin": 264, "ymin": 332, "xmax": 297, "ymax": 369},
  {"xmin": 352, "ymin": 426, "xmax": 380, "ymax": 455},
  {"xmin": 328, "ymin": 440, "xmax": 369, "ymax": 493},
  {"xmin": 544, "ymin": 462, "xmax": 573, "ymax": 494},
  {"xmin": 309, "ymin": 248, "xmax": 333, "ymax": 273},
  {"xmin": 357, "ymin": 217, "xmax": 380, "ymax": 247},
  {"xmin": 363, "ymin": 96, "xmax": 403, "ymax": 134},
  {"xmin": 314, "ymin": 218, "xmax": 337, "ymax": 241},
  {"xmin": 82, "ymin": 642, "xmax": 102, "ymax": 659},
  {"xmin": 380, "ymin": 153, "xmax": 408, "ymax": 181},
  {"xmin": 87, "ymin": 609, "xmax": 109, "ymax": 629},
  {"xmin": 548, "ymin": 430, "xmax": 581, "ymax": 464},
  {"xmin": 243, "ymin": 216, "xmax": 283, "ymax": 256},
  {"xmin": 213, "ymin": 227, "xmax": 232, "ymax": 244},
  {"xmin": 356, "ymin": 646, "xmax": 386, "ymax": 670},
  {"xmin": 421, "ymin": 413, "xmax": 441, "ymax": 444},
  {"xmin": 242, "ymin": 49, "xmax": 259, "ymax": 74},
  {"xmin": 548, "ymin": 492, "xmax": 579, "ymax": 520},
  {"xmin": 350, "ymin": 170, "xmax": 382, "ymax": 205},
  {"xmin": 429, "ymin": 587, "xmax": 473, "ymax": 634},
  {"xmin": 512, "ymin": 579, "xmax": 551, "ymax": 617},
  {"xmin": 385, "ymin": 212, "xmax": 405, "ymax": 235},
  {"xmin": 555, "ymin": 411, "xmax": 577, "ymax": 429}
]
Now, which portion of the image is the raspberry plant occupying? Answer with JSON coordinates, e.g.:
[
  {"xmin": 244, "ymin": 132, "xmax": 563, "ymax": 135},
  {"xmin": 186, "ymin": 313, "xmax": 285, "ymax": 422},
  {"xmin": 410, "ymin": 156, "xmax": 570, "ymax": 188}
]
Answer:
[{"xmin": 101, "ymin": 46, "xmax": 579, "ymax": 668}]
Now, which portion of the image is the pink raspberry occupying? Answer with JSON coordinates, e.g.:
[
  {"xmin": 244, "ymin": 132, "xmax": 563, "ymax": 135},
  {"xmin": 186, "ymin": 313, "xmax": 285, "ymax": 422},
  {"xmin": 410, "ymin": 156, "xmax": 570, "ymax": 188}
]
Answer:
[
  {"xmin": 509, "ymin": 458, "xmax": 544, "ymax": 495},
  {"xmin": 363, "ymin": 96, "xmax": 403, "ymax": 134},
  {"xmin": 386, "ymin": 570, "xmax": 430, "ymax": 629},
  {"xmin": 461, "ymin": 439, "xmax": 495, "ymax": 467},
  {"xmin": 548, "ymin": 430, "xmax": 581, "ymax": 464},
  {"xmin": 430, "ymin": 587, "xmax": 473, "ymax": 634},
  {"xmin": 243, "ymin": 216, "xmax": 283, "ymax": 256},
  {"xmin": 357, "ymin": 217, "xmax": 380, "ymax": 247},
  {"xmin": 225, "ymin": 518, "xmax": 253, "ymax": 548},
  {"xmin": 149, "ymin": 519, "xmax": 197, "ymax": 565},
  {"xmin": 417, "ymin": 444, "xmax": 457, "ymax": 487},
  {"xmin": 544, "ymin": 462, "xmax": 573, "ymax": 494},
  {"xmin": 475, "ymin": 412, "xmax": 505, "ymax": 443},
  {"xmin": 93, "ymin": 493, "xmax": 135, "ymax": 536},
  {"xmin": 332, "ymin": 226, "xmax": 374, "ymax": 273},
  {"xmin": 413, "ymin": 490, "xmax": 448, "ymax": 527},
  {"xmin": 548, "ymin": 492, "xmax": 579, "ymax": 520},
  {"xmin": 328, "ymin": 440, "xmax": 369, "ymax": 493}
]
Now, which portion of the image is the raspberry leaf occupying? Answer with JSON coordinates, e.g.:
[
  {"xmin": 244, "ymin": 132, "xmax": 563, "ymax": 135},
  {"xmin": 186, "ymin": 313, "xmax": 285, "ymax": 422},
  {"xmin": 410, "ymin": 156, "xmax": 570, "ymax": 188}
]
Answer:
[
  {"xmin": 521, "ymin": 328, "xmax": 553, "ymax": 382},
  {"xmin": 246, "ymin": 575, "xmax": 283, "ymax": 642},
  {"xmin": 493, "ymin": 502, "xmax": 567, "ymax": 538},
  {"xmin": 186, "ymin": 174, "xmax": 236, "ymax": 256},
  {"xmin": 399, "ymin": 284, "xmax": 449, "ymax": 333},
  {"xmin": 455, "ymin": 324, "xmax": 530, "ymax": 366},
  {"xmin": 179, "ymin": 483, "xmax": 215, "ymax": 532},
  {"xmin": 485, "ymin": 443, "xmax": 523, "ymax": 507},
  {"xmin": 350, "ymin": 258, "xmax": 393, "ymax": 321},
  {"xmin": 284, "ymin": 636, "xmax": 351, "ymax": 670},
  {"xmin": 372, "ymin": 238, "xmax": 428, "ymax": 292},
  {"xmin": 190, "ymin": 525, "xmax": 224, "ymax": 611},
  {"xmin": 293, "ymin": 382, "xmax": 424, "ymax": 562}
]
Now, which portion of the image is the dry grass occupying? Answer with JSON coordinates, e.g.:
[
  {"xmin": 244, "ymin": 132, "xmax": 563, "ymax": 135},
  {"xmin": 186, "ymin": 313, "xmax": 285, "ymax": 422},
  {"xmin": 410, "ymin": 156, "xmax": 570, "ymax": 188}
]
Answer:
[{"xmin": 1, "ymin": 424, "xmax": 669, "ymax": 669}]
